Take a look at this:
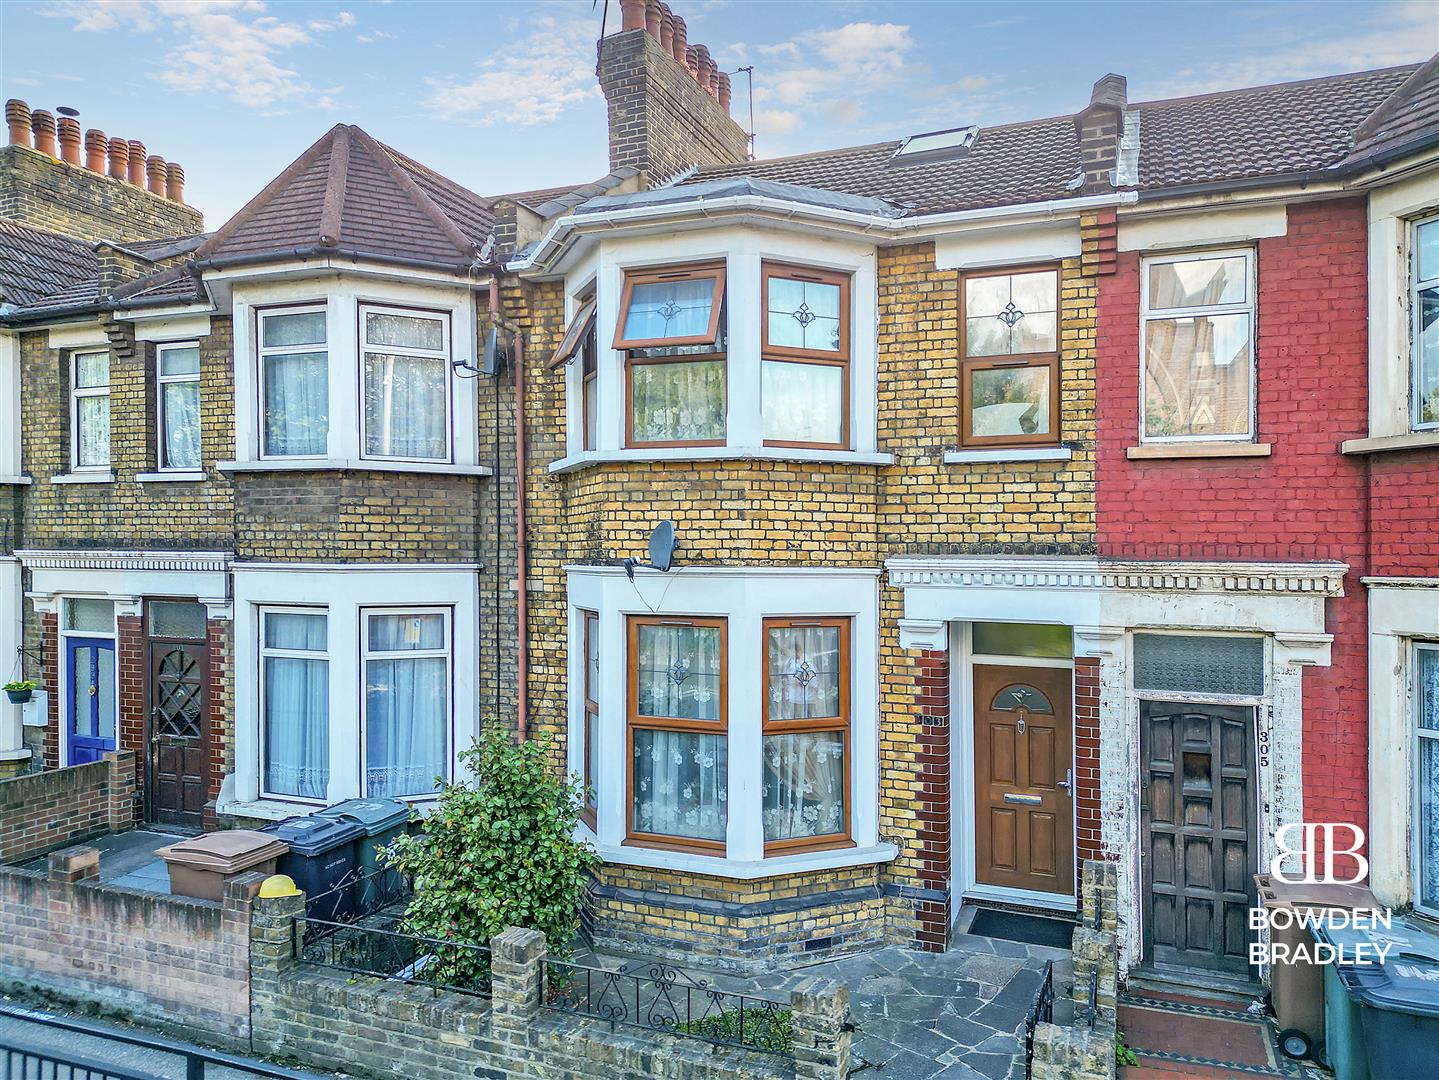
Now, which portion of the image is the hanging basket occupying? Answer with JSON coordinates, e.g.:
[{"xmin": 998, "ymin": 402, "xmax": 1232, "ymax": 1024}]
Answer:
[{"xmin": 4, "ymin": 688, "xmax": 33, "ymax": 705}]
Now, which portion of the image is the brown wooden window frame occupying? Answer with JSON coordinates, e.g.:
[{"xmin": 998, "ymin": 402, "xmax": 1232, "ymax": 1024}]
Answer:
[
  {"xmin": 580, "ymin": 609, "xmax": 599, "ymax": 829},
  {"xmin": 761, "ymin": 616, "xmax": 854, "ymax": 856},
  {"xmin": 959, "ymin": 264, "xmax": 1061, "ymax": 449},
  {"xmin": 625, "ymin": 614, "xmax": 729, "ymax": 855},
  {"xmin": 760, "ymin": 263, "xmax": 852, "ymax": 450},
  {"xmin": 581, "ymin": 321, "xmax": 598, "ymax": 452}
]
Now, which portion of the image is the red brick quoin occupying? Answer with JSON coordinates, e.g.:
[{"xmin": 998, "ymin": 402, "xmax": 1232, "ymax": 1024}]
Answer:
[{"xmin": 913, "ymin": 649, "xmax": 951, "ymax": 950}]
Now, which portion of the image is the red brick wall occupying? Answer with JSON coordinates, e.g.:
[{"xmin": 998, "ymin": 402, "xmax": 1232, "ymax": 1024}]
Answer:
[
  {"xmin": 117, "ymin": 614, "xmax": 145, "ymax": 825},
  {"xmin": 205, "ymin": 617, "xmax": 232, "ymax": 827},
  {"xmin": 914, "ymin": 649, "xmax": 950, "ymax": 950},
  {"xmin": 0, "ymin": 751, "xmax": 136, "ymax": 863},
  {"xmin": 42, "ymin": 612, "xmax": 58, "ymax": 769},
  {"xmin": 1096, "ymin": 197, "xmax": 1372, "ymax": 869},
  {"xmin": 1369, "ymin": 452, "xmax": 1439, "ymax": 577},
  {"xmin": 1073, "ymin": 658, "xmax": 1102, "ymax": 884}
]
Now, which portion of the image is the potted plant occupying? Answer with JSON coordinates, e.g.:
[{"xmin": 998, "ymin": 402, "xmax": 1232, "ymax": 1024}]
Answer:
[{"xmin": 4, "ymin": 680, "xmax": 36, "ymax": 705}]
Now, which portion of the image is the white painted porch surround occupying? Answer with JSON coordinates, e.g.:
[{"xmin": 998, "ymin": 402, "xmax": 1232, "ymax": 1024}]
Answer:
[{"xmin": 887, "ymin": 556, "xmax": 1345, "ymax": 971}]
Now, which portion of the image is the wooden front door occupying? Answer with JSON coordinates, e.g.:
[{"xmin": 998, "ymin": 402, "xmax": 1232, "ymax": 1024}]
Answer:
[
  {"xmin": 973, "ymin": 664, "xmax": 1074, "ymax": 895},
  {"xmin": 146, "ymin": 604, "xmax": 210, "ymax": 828},
  {"xmin": 66, "ymin": 637, "xmax": 116, "ymax": 765},
  {"xmin": 1141, "ymin": 701, "xmax": 1257, "ymax": 976}
]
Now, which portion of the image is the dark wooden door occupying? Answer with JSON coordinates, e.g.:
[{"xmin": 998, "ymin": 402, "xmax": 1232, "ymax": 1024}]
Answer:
[
  {"xmin": 973, "ymin": 665, "xmax": 1074, "ymax": 895},
  {"xmin": 1141, "ymin": 701, "xmax": 1257, "ymax": 975},
  {"xmin": 147, "ymin": 631, "xmax": 209, "ymax": 828}
]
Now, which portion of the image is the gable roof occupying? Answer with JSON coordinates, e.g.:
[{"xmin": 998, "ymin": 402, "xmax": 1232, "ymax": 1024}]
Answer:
[
  {"xmin": 0, "ymin": 219, "xmax": 97, "ymax": 307},
  {"xmin": 194, "ymin": 124, "xmax": 497, "ymax": 271}
]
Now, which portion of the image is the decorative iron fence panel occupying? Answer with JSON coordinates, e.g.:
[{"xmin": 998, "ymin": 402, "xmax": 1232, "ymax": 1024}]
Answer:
[
  {"xmin": 295, "ymin": 918, "xmax": 492, "ymax": 998},
  {"xmin": 543, "ymin": 958, "xmax": 792, "ymax": 1056},
  {"xmin": 1023, "ymin": 960, "xmax": 1056, "ymax": 1079},
  {"xmin": 300, "ymin": 866, "xmax": 411, "ymax": 945}
]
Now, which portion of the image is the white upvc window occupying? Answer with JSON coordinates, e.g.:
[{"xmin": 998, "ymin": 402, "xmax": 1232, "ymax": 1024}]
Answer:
[
  {"xmin": 259, "ymin": 607, "xmax": 329, "ymax": 803},
  {"xmin": 1415, "ymin": 642, "xmax": 1439, "ymax": 915},
  {"xmin": 70, "ymin": 350, "xmax": 111, "ymax": 470},
  {"xmin": 1140, "ymin": 248, "xmax": 1256, "ymax": 443},
  {"xmin": 361, "ymin": 607, "xmax": 452, "ymax": 800},
  {"xmin": 156, "ymin": 341, "xmax": 202, "ymax": 471},
  {"xmin": 258, "ymin": 304, "xmax": 329, "ymax": 459},
  {"xmin": 360, "ymin": 304, "xmax": 452, "ymax": 462},
  {"xmin": 1411, "ymin": 215, "xmax": 1439, "ymax": 431}
]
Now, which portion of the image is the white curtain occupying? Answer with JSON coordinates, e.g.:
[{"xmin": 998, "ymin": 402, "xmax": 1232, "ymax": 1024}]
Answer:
[
  {"xmin": 363, "ymin": 352, "xmax": 446, "ymax": 458},
  {"xmin": 630, "ymin": 359, "xmax": 725, "ymax": 443},
  {"xmin": 263, "ymin": 352, "xmax": 328, "ymax": 456},
  {"xmin": 76, "ymin": 394, "xmax": 110, "ymax": 466},
  {"xmin": 263, "ymin": 613, "xmax": 328, "ymax": 800},
  {"xmin": 763, "ymin": 733, "xmax": 844, "ymax": 841},
  {"xmin": 365, "ymin": 614, "xmax": 447, "ymax": 798},
  {"xmin": 632, "ymin": 730, "xmax": 727, "ymax": 841},
  {"xmin": 163, "ymin": 381, "xmax": 201, "ymax": 468},
  {"xmin": 1419, "ymin": 649, "xmax": 1439, "ymax": 908}
]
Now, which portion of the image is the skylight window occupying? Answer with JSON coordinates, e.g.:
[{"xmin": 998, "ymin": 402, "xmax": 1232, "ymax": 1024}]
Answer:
[{"xmin": 891, "ymin": 125, "xmax": 978, "ymax": 165}]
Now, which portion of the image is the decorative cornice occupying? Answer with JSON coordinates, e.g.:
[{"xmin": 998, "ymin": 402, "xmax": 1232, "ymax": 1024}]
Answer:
[
  {"xmin": 885, "ymin": 557, "xmax": 1348, "ymax": 597},
  {"xmin": 14, "ymin": 549, "xmax": 232, "ymax": 574},
  {"xmin": 1361, "ymin": 576, "xmax": 1439, "ymax": 590},
  {"xmin": 897, "ymin": 618, "xmax": 947, "ymax": 651}
]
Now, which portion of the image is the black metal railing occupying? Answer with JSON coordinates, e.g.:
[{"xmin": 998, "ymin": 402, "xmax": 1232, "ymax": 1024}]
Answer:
[
  {"xmin": 300, "ymin": 865, "xmax": 411, "ymax": 942},
  {"xmin": 543, "ymin": 958, "xmax": 792, "ymax": 1056},
  {"xmin": 0, "ymin": 1002, "xmax": 317, "ymax": 1080},
  {"xmin": 1085, "ymin": 966, "xmax": 1100, "ymax": 1029},
  {"xmin": 1022, "ymin": 960, "xmax": 1056, "ymax": 1078},
  {"xmin": 295, "ymin": 918, "xmax": 492, "ymax": 997}
]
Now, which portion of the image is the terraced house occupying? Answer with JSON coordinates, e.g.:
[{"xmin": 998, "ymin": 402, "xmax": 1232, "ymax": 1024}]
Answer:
[{"xmin": 1, "ymin": 0, "xmax": 1435, "ymax": 996}]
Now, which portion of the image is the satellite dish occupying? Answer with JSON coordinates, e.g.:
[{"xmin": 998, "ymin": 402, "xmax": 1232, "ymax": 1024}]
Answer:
[
  {"xmin": 625, "ymin": 520, "xmax": 678, "ymax": 579},
  {"xmin": 482, "ymin": 327, "xmax": 507, "ymax": 375}
]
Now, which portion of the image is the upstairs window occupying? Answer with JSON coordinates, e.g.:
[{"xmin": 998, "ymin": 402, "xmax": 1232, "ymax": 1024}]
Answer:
[
  {"xmin": 361, "ymin": 305, "xmax": 451, "ymax": 462},
  {"xmin": 960, "ymin": 268, "xmax": 1060, "ymax": 447},
  {"xmin": 762, "ymin": 263, "xmax": 850, "ymax": 448},
  {"xmin": 615, "ymin": 264, "xmax": 727, "ymax": 447},
  {"xmin": 70, "ymin": 350, "xmax": 110, "ymax": 470},
  {"xmin": 1413, "ymin": 216, "xmax": 1439, "ymax": 431},
  {"xmin": 550, "ymin": 296, "xmax": 599, "ymax": 451},
  {"xmin": 157, "ymin": 342, "xmax": 201, "ymax": 471},
  {"xmin": 259, "ymin": 306, "xmax": 328, "ymax": 458},
  {"xmin": 1141, "ymin": 250, "xmax": 1255, "ymax": 442}
]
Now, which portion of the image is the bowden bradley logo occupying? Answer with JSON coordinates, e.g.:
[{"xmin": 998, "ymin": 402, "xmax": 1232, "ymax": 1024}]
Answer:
[{"xmin": 1270, "ymin": 823, "xmax": 1368, "ymax": 885}]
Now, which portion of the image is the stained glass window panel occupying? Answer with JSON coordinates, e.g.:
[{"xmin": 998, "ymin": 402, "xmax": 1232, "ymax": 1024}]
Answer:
[
  {"xmin": 763, "ymin": 733, "xmax": 845, "ymax": 841},
  {"xmin": 1133, "ymin": 633, "xmax": 1264, "ymax": 697},
  {"xmin": 767, "ymin": 624, "xmax": 842, "ymax": 721},
  {"xmin": 767, "ymin": 275, "xmax": 842, "ymax": 353},
  {"xmin": 634, "ymin": 624, "xmax": 721, "ymax": 721},
  {"xmin": 622, "ymin": 276, "xmax": 720, "ymax": 343},
  {"xmin": 964, "ymin": 271, "xmax": 1057, "ymax": 356}
]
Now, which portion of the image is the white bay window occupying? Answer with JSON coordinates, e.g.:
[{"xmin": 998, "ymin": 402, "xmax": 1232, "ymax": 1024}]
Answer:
[
  {"xmin": 364, "ymin": 609, "xmax": 450, "ymax": 799},
  {"xmin": 259, "ymin": 306, "xmax": 328, "ymax": 458},
  {"xmin": 361, "ymin": 306, "xmax": 451, "ymax": 461}
]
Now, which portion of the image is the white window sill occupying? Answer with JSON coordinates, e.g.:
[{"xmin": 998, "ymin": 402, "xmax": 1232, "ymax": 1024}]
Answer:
[
  {"xmin": 136, "ymin": 471, "xmax": 207, "ymax": 483},
  {"xmin": 0, "ymin": 748, "xmax": 32, "ymax": 764},
  {"xmin": 585, "ymin": 839, "xmax": 899, "ymax": 880},
  {"xmin": 0, "ymin": 475, "xmax": 32, "ymax": 486},
  {"xmin": 548, "ymin": 447, "xmax": 894, "ymax": 474},
  {"xmin": 1126, "ymin": 442, "xmax": 1271, "ymax": 460},
  {"xmin": 51, "ymin": 471, "xmax": 114, "ymax": 484},
  {"xmin": 944, "ymin": 446, "xmax": 1074, "ymax": 464},
  {"xmin": 1340, "ymin": 430, "xmax": 1439, "ymax": 455},
  {"xmin": 219, "ymin": 459, "xmax": 493, "ymax": 478}
]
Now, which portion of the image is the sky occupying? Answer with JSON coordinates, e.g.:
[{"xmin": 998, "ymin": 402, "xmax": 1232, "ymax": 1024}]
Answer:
[{"xmin": 2, "ymin": 0, "xmax": 1436, "ymax": 230}]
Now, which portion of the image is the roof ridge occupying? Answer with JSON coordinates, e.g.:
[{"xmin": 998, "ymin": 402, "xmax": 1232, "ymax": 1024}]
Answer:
[
  {"xmin": 1352, "ymin": 53, "xmax": 1439, "ymax": 143},
  {"xmin": 347, "ymin": 126, "xmax": 479, "ymax": 260},
  {"xmin": 318, "ymin": 124, "xmax": 352, "ymax": 248},
  {"xmin": 1133, "ymin": 62, "xmax": 1421, "ymax": 110}
]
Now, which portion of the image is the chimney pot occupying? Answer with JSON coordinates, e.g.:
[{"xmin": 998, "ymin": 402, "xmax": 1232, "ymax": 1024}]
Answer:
[
  {"xmin": 671, "ymin": 15, "xmax": 688, "ymax": 63},
  {"xmin": 644, "ymin": 0, "xmax": 662, "ymax": 38},
  {"xmin": 165, "ymin": 161, "xmax": 186, "ymax": 204},
  {"xmin": 107, "ymin": 136, "xmax": 129, "ymax": 179},
  {"xmin": 685, "ymin": 45, "xmax": 699, "ymax": 78},
  {"xmin": 57, "ymin": 117, "xmax": 81, "ymax": 164},
  {"xmin": 31, "ymin": 109, "xmax": 57, "ymax": 157},
  {"xmin": 6, "ymin": 99, "xmax": 31, "ymax": 148},
  {"xmin": 84, "ymin": 129, "xmax": 107, "ymax": 173},
  {"xmin": 659, "ymin": 5, "xmax": 674, "ymax": 52},
  {"xmin": 717, "ymin": 71, "xmax": 732, "ymax": 112},
  {"xmin": 619, "ymin": 0, "xmax": 646, "ymax": 32},
  {"xmin": 146, "ymin": 155, "xmax": 168, "ymax": 196},
  {"xmin": 127, "ymin": 140, "xmax": 146, "ymax": 185},
  {"xmin": 694, "ymin": 44, "xmax": 715, "ymax": 91}
]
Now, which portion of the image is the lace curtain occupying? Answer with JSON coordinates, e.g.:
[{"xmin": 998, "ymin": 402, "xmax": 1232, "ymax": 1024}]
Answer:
[
  {"xmin": 1419, "ymin": 647, "xmax": 1439, "ymax": 908},
  {"xmin": 262, "ymin": 612, "xmax": 329, "ymax": 800},
  {"xmin": 630, "ymin": 359, "xmax": 726, "ymax": 443},
  {"xmin": 363, "ymin": 352, "xmax": 446, "ymax": 458},
  {"xmin": 365, "ymin": 613, "xmax": 447, "ymax": 799}
]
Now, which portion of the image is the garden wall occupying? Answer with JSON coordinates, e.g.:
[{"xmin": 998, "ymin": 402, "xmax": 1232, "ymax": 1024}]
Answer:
[{"xmin": 0, "ymin": 752, "xmax": 135, "ymax": 863}]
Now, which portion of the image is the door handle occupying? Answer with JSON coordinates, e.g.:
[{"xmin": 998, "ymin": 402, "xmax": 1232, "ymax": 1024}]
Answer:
[{"xmin": 1057, "ymin": 768, "xmax": 1072, "ymax": 795}]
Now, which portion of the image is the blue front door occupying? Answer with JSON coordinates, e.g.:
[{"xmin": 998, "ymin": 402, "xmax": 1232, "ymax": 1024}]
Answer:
[{"xmin": 67, "ymin": 637, "xmax": 116, "ymax": 765}]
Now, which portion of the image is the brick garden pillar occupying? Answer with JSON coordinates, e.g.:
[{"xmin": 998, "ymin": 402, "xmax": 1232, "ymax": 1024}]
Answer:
[
  {"xmin": 48, "ymin": 845, "xmax": 100, "ymax": 883},
  {"xmin": 491, "ymin": 926, "xmax": 545, "ymax": 1046},
  {"xmin": 249, "ymin": 884, "xmax": 305, "ymax": 1053},
  {"xmin": 790, "ymin": 977, "xmax": 852, "ymax": 1080},
  {"xmin": 914, "ymin": 648, "xmax": 951, "ymax": 950}
]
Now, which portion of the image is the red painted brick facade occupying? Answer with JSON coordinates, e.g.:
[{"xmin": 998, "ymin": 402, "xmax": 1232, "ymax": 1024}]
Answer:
[
  {"xmin": 1073, "ymin": 657, "xmax": 1102, "ymax": 881},
  {"xmin": 41, "ymin": 612, "xmax": 58, "ymax": 770},
  {"xmin": 1369, "ymin": 452, "xmax": 1439, "ymax": 577},
  {"xmin": 1096, "ymin": 197, "xmax": 1373, "ymax": 873},
  {"xmin": 914, "ymin": 649, "xmax": 950, "ymax": 950},
  {"xmin": 117, "ymin": 614, "xmax": 145, "ymax": 826}
]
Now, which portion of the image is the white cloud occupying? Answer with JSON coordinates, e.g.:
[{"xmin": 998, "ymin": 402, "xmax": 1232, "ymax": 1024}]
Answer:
[
  {"xmin": 1146, "ymin": 0, "xmax": 1438, "ymax": 98},
  {"xmin": 425, "ymin": 14, "xmax": 601, "ymax": 127},
  {"xmin": 356, "ymin": 30, "xmax": 391, "ymax": 44},
  {"xmin": 44, "ymin": 0, "xmax": 353, "ymax": 109}
]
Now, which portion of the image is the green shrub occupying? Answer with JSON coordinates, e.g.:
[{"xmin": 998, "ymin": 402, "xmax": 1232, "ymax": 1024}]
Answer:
[{"xmin": 380, "ymin": 727, "xmax": 598, "ymax": 983}]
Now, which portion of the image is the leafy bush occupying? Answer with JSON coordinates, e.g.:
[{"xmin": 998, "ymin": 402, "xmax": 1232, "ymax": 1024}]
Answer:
[{"xmin": 379, "ymin": 727, "xmax": 598, "ymax": 986}]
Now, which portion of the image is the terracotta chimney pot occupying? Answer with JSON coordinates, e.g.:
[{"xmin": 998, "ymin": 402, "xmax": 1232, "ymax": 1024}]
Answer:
[
  {"xmin": 717, "ymin": 71, "xmax": 732, "ymax": 112},
  {"xmin": 84, "ymin": 129, "xmax": 107, "ymax": 173},
  {"xmin": 694, "ymin": 45, "xmax": 715, "ymax": 91},
  {"xmin": 31, "ymin": 110, "xmax": 57, "ymax": 157},
  {"xmin": 146, "ymin": 155, "xmax": 168, "ymax": 196},
  {"xmin": 126, "ymin": 140, "xmax": 146, "ymax": 185},
  {"xmin": 671, "ymin": 15, "xmax": 688, "ymax": 64},
  {"xmin": 107, "ymin": 136, "xmax": 129, "ymax": 179},
  {"xmin": 685, "ymin": 45, "xmax": 699, "ymax": 78},
  {"xmin": 57, "ymin": 117, "xmax": 80, "ymax": 163},
  {"xmin": 6, "ymin": 100, "xmax": 31, "ymax": 148},
  {"xmin": 659, "ymin": 5, "xmax": 674, "ymax": 52},
  {"xmin": 644, "ymin": 0, "xmax": 662, "ymax": 38},
  {"xmin": 165, "ymin": 161, "xmax": 185, "ymax": 204},
  {"xmin": 619, "ymin": 0, "xmax": 646, "ymax": 32}
]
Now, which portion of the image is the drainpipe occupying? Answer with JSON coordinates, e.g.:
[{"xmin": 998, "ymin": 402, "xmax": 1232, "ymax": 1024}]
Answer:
[{"xmin": 513, "ymin": 331, "xmax": 529, "ymax": 742}]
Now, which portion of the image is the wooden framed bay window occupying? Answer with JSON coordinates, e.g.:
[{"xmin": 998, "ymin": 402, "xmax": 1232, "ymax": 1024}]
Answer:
[
  {"xmin": 626, "ymin": 615, "xmax": 728, "ymax": 853},
  {"xmin": 581, "ymin": 610, "xmax": 599, "ymax": 828},
  {"xmin": 761, "ymin": 263, "xmax": 850, "ymax": 448},
  {"xmin": 763, "ymin": 617, "xmax": 852, "ymax": 854},
  {"xmin": 615, "ymin": 263, "xmax": 727, "ymax": 447},
  {"xmin": 959, "ymin": 266, "xmax": 1060, "ymax": 447}
]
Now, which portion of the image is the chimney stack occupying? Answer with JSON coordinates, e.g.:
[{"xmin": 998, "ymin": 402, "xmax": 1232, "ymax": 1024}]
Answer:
[
  {"xmin": 127, "ymin": 140, "xmax": 146, "ymax": 185},
  {"xmin": 1074, "ymin": 73, "xmax": 1127, "ymax": 192},
  {"xmin": 6, "ymin": 100, "xmax": 31, "ymax": 148},
  {"xmin": 166, "ymin": 161, "xmax": 186, "ymax": 205},
  {"xmin": 57, "ymin": 117, "xmax": 81, "ymax": 164},
  {"xmin": 147, "ymin": 155, "xmax": 168, "ymax": 196},
  {"xmin": 107, "ymin": 136, "xmax": 129, "ymax": 180},
  {"xmin": 84, "ymin": 128, "xmax": 107, "ymax": 172},
  {"xmin": 31, "ymin": 110, "xmax": 57, "ymax": 157}
]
